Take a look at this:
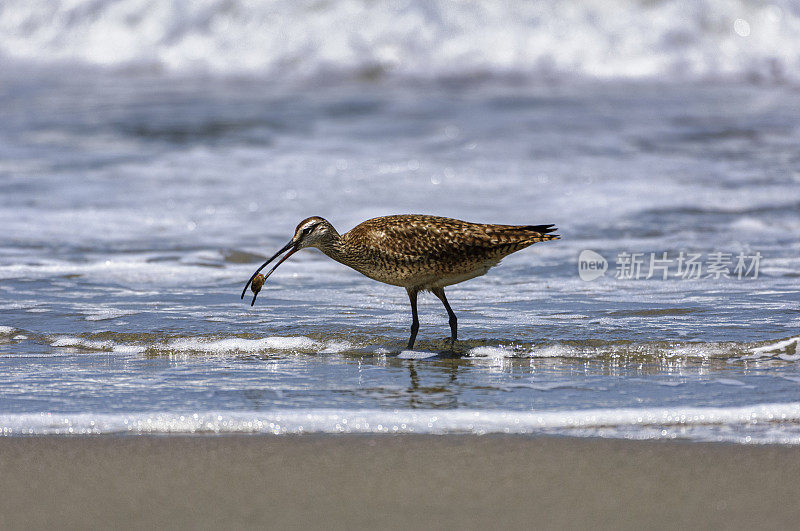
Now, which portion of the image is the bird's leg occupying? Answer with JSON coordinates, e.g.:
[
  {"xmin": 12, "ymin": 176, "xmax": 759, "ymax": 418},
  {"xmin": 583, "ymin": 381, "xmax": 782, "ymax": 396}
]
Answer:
[
  {"xmin": 407, "ymin": 288, "xmax": 419, "ymax": 350},
  {"xmin": 431, "ymin": 287, "xmax": 457, "ymax": 346}
]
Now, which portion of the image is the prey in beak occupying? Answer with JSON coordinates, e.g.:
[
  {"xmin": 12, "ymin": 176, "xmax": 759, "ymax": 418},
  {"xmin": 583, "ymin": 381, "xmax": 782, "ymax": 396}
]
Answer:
[
  {"xmin": 241, "ymin": 240, "xmax": 299, "ymax": 306},
  {"xmin": 241, "ymin": 216, "xmax": 328, "ymax": 306}
]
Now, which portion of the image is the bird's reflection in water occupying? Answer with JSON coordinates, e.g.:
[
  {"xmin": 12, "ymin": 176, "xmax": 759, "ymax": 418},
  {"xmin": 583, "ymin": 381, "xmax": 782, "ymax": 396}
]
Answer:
[{"xmin": 404, "ymin": 357, "xmax": 461, "ymax": 409}]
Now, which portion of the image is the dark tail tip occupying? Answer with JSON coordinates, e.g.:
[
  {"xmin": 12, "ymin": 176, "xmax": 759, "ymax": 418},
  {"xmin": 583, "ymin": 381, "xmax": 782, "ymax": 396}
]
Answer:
[{"xmin": 526, "ymin": 224, "xmax": 557, "ymax": 234}]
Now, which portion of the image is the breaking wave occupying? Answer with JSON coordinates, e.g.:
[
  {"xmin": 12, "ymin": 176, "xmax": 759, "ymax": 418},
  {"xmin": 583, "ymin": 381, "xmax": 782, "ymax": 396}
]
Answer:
[
  {"xmin": 4, "ymin": 403, "xmax": 800, "ymax": 444},
  {"xmin": 0, "ymin": 330, "xmax": 792, "ymax": 362},
  {"xmin": 1, "ymin": 0, "xmax": 800, "ymax": 83}
]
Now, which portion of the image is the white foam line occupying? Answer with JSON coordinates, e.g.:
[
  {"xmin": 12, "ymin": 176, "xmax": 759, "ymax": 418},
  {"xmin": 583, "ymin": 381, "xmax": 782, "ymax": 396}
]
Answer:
[
  {"xmin": 751, "ymin": 337, "xmax": 800, "ymax": 356},
  {"xmin": 50, "ymin": 336, "xmax": 114, "ymax": 350},
  {"xmin": 161, "ymin": 336, "xmax": 321, "ymax": 353},
  {"xmin": 3, "ymin": 403, "xmax": 800, "ymax": 436},
  {"xmin": 468, "ymin": 343, "xmax": 722, "ymax": 360},
  {"xmin": 45, "ymin": 335, "xmax": 354, "ymax": 355},
  {"xmin": 157, "ymin": 336, "xmax": 353, "ymax": 354}
]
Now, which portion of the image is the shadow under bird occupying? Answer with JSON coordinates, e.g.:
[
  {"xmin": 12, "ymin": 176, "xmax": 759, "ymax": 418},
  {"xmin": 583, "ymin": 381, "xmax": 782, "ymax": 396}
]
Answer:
[{"xmin": 242, "ymin": 214, "xmax": 559, "ymax": 349}]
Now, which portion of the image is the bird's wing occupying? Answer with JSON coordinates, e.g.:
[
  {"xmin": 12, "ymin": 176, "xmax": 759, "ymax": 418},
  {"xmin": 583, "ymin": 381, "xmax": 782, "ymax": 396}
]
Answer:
[{"xmin": 346, "ymin": 215, "xmax": 557, "ymax": 262}]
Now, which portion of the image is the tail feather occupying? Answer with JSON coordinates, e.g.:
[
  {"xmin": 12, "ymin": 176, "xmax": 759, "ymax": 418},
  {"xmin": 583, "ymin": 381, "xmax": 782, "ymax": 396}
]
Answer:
[
  {"xmin": 484, "ymin": 222, "xmax": 560, "ymax": 247},
  {"xmin": 525, "ymin": 224, "xmax": 557, "ymax": 233},
  {"xmin": 524, "ymin": 224, "xmax": 559, "ymax": 242}
]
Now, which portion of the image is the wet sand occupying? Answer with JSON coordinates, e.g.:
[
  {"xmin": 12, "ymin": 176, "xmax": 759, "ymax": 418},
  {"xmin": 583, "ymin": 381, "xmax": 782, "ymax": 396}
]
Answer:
[{"xmin": 1, "ymin": 435, "xmax": 799, "ymax": 529}]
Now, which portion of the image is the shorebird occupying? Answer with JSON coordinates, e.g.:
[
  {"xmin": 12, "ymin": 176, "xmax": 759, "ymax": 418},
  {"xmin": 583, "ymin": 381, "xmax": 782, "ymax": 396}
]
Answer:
[{"xmin": 242, "ymin": 215, "xmax": 558, "ymax": 349}]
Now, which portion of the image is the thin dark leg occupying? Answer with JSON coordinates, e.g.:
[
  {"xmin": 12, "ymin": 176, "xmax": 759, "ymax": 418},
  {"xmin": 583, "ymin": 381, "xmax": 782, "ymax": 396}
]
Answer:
[
  {"xmin": 407, "ymin": 288, "xmax": 419, "ymax": 350},
  {"xmin": 432, "ymin": 287, "xmax": 457, "ymax": 345}
]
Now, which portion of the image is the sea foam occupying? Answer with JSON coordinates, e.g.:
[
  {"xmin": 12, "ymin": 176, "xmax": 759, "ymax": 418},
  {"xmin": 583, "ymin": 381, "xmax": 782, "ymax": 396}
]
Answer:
[
  {"xmin": 746, "ymin": 337, "xmax": 800, "ymax": 360},
  {"xmin": 157, "ymin": 336, "xmax": 350, "ymax": 354},
  {"xmin": 45, "ymin": 334, "xmax": 354, "ymax": 355},
  {"xmin": 4, "ymin": 402, "xmax": 800, "ymax": 443},
  {"xmin": 1, "ymin": 0, "xmax": 799, "ymax": 83}
]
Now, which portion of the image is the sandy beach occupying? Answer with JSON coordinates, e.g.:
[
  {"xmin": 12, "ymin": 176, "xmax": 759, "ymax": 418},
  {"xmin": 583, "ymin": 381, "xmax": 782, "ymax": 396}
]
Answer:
[{"xmin": 1, "ymin": 435, "xmax": 799, "ymax": 529}]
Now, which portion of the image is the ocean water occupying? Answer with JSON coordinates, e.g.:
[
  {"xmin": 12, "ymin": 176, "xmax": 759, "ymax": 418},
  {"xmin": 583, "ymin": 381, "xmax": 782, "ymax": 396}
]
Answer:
[{"xmin": 1, "ymin": 1, "xmax": 800, "ymax": 442}]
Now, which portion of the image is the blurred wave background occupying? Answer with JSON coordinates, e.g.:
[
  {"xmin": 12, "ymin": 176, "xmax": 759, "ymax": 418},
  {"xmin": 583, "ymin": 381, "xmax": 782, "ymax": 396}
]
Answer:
[{"xmin": 1, "ymin": 0, "xmax": 799, "ymax": 83}]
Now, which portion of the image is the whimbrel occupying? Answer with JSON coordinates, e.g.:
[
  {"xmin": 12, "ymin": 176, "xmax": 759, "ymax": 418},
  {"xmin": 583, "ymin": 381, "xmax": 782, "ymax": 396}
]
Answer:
[{"xmin": 242, "ymin": 215, "xmax": 558, "ymax": 349}]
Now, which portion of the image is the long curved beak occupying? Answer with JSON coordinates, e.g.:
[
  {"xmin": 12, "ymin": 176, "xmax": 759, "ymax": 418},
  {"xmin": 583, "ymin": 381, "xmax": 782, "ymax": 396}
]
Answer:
[{"xmin": 241, "ymin": 240, "xmax": 299, "ymax": 305}]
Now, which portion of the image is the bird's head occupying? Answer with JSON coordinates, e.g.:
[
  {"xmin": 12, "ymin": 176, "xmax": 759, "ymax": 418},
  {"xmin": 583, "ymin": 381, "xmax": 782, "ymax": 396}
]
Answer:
[
  {"xmin": 290, "ymin": 216, "xmax": 336, "ymax": 250},
  {"xmin": 241, "ymin": 216, "xmax": 337, "ymax": 306}
]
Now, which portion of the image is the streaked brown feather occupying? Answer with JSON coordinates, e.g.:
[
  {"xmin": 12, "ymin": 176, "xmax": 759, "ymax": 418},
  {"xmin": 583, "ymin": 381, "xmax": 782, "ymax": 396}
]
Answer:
[{"xmin": 326, "ymin": 214, "xmax": 558, "ymax": 289}]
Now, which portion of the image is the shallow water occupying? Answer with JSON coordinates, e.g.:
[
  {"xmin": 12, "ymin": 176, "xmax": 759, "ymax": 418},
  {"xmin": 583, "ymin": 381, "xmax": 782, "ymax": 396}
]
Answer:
[{"xmin": 1, "ymin": 61, "xmax": 800, "ymax": 441}]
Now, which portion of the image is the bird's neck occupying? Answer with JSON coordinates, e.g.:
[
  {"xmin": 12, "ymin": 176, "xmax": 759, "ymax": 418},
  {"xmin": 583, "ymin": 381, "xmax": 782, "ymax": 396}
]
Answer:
[{"xmin": 316, "ymin": 229, "xmax": 350, "ymax": 265}]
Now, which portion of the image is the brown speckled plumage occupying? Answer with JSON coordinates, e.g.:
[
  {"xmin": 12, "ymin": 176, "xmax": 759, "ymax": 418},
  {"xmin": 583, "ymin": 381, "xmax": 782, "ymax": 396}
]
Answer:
[
  {"xmin": 244, "ymin": 214, "xmax": 558, "ymax": 349},
  {"xmin": 327, "ymin": 215, "xmax": 558, "ymax": 289}
]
